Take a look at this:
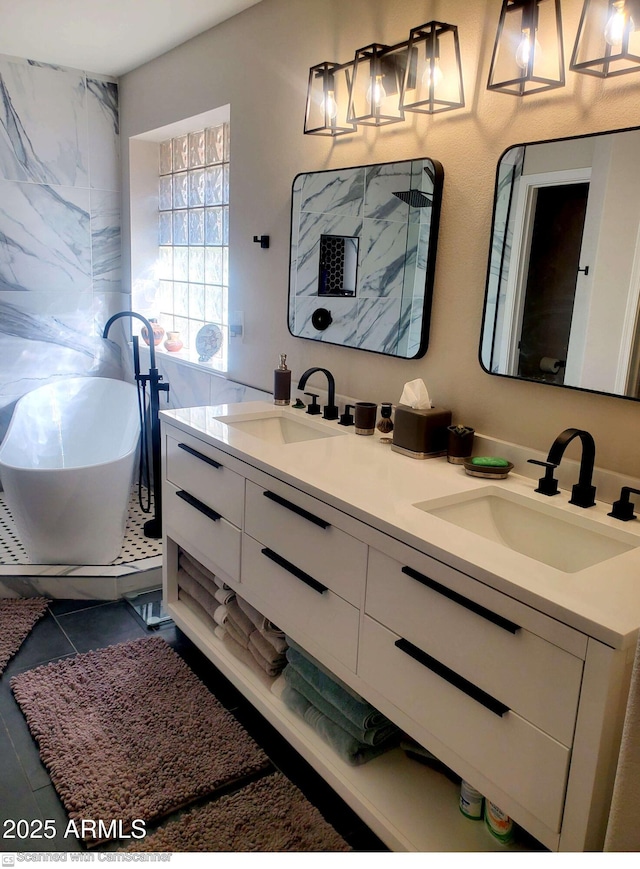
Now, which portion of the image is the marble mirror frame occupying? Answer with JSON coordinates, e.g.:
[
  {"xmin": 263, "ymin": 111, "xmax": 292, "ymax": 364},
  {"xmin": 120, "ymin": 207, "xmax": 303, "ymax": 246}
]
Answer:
[
  {"xmin": 480, "ymin": 124, "xmax": 640, "ymax": 403},
  {"xmin": 288, "ymin": 158, "xmax": 444, "ymax": 359}
]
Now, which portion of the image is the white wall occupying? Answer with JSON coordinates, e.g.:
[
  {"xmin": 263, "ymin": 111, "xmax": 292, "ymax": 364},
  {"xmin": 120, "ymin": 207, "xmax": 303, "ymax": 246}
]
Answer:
[{"xmin": 120, "ymin": 0, "xmax": 640, "ymax": 477}]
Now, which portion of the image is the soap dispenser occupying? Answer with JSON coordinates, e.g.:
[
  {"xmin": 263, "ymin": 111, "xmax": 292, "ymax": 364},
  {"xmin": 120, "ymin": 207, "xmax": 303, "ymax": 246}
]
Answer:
[{"xmin": 274, "ymin": 354, "xmax": 291, "ymax": 406}]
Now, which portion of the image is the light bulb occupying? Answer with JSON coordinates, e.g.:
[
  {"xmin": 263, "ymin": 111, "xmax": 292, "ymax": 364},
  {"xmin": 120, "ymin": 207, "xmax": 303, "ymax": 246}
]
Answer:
[
  {"xmin": 604, "ymin": 3, "xmax": 633, "ymax": 47},
  {"xmin": 515, "ymin": 28, "xmax": 541, "ymax": 70},
  {"xmin": 323, "ymin": 89, "xmax": 338, "ymax": 121},
  {"xmin": 421, "ymin": 57, "xmax": 443, "ymax": 90},
  {"xmin": 366, "ymin": 75, "xmax": 386, "ymax": 108}
]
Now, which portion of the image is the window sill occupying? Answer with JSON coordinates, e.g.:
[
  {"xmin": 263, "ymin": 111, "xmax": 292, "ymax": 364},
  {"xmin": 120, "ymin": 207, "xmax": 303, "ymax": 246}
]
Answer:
[{"xmin": 137, "ymin": 343, "xmax": 228, "ymax": 376}]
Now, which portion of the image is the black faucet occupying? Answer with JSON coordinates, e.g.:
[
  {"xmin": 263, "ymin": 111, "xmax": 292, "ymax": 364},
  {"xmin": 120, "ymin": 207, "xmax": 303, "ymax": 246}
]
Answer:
[
  {"xmin": 530, "ymin": 427, "xmax": 597, "ymax": 508},
  {"xmin": 297, "ymin": 367, "xmax": 339, "ymax": 420},
  {"xmin": 103, "ymin": 311, "xmax": 170, "ymax": 538}
]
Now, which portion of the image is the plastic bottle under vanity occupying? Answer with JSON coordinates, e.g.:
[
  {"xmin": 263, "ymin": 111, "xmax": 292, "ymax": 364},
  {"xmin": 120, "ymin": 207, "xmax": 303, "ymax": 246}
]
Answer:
[
  {"xmin": 274, "ymin": 354, "xmax": 291, "ymax": 406},
  {"xmin": 459, "ymin": 780, "xmax": 484, "ymax": 820},
  {"xmin": 484, "ymin": 801, "xmax": 515, "ymax": 844}
]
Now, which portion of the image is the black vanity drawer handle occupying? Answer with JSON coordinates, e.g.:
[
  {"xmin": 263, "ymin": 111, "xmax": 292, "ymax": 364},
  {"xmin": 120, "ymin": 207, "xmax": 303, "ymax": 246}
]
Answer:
[
  {"xmin": 263, "ymin": 490, "xmax": 330, "ymax": 529},
  {"xmin": 176, "ymin": 489, "xmax": 221, "ymax": 522},
  {"xmin": 395, "ymin": 637, "xmax": 510, "ymax": 718},
  {"xmin": 401, "ymin": 565, "xmax": 520, "ymax": 634},
  {"xmin": 178, "ymin": 442, "xmax": 222, "ymax": 469},
  {"xmin": 261, "ymin": 547, "xmax": 328, "ymax": 594}
]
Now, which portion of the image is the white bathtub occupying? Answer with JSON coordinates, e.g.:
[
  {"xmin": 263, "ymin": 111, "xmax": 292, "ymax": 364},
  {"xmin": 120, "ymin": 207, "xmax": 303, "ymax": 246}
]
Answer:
[{"xmin": 0, "ymin": 377, "xmax": 140, "ymax": 565}]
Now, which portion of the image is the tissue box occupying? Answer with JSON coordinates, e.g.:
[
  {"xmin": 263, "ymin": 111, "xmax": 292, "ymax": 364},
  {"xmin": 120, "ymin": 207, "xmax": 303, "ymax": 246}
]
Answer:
[{"xmin": 391, "ymin": 405, "xmax": 451, "ymax": 459}]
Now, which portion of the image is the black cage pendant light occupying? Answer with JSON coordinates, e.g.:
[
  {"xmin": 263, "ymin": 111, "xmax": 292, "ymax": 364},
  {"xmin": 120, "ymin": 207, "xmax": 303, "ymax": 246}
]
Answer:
[
  {"xmin": 347, "ymin": 43, "xmax": 406, "ymax": 126},
  {"xmin": 487, "ymin": 0, "xmax": 565, "ymax": 95},
  {"xmin": 570, "ymin": 0, "xmax": 640, "ymax": 76},
  {"xmin": 304, "ymin": 62, "xmax": 356, "ymax": 136},
  {"xmin": 399, "ymin": 22, "xmax": 465, "ymax": 114}
]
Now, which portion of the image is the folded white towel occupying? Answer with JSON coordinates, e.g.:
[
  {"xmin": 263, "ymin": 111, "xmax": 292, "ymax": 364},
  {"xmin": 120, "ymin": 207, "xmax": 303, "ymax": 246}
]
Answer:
[
  {"xmin": 213, "ymin": 604, "xmax": 228, "ymax": 628},
  {"xmin": 237, "ymin": 595, "xmax": 268, "ymax": 632},
  {"xmin": 214, "ymin": 587, "xmax": 235, "ymax": 606}
]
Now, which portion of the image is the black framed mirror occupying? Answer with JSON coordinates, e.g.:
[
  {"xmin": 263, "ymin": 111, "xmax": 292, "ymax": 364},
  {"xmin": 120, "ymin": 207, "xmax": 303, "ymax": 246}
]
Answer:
[
  {"xmin": 481, "ymin": 126, "xmax": 640, "ymax": 401},
  {"xmin": 288, "ymin": 158, "xmax": 444, "ymax": 358}
]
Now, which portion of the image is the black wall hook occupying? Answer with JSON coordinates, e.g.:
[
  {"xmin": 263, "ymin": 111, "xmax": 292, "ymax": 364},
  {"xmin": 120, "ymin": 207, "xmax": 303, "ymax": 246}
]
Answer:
[{"xmin": 253, "ymin": 235, "xmax": 270, "ymax": 249}]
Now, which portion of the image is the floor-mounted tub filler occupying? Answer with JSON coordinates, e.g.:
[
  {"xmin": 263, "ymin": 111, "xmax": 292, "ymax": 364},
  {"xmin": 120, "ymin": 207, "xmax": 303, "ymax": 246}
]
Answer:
[{"xmin": 0, "ymin": 376, "xmax": 140, "ymax": 564}]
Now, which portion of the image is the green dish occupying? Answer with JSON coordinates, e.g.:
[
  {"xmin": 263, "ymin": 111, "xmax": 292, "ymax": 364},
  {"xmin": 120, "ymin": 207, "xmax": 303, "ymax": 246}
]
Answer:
[
  {"xmin": 470, "ymin": 456, "xmax": 510, "ymax": 468},
  {"xmin": 463, "ymin": 457, "xmax": 514, "ymax": 479}
]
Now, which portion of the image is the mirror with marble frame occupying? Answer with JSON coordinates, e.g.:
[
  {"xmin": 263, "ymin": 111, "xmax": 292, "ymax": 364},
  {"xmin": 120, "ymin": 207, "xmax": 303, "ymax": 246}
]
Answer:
[
  {"xmin": 481, "ymin": 126, "xmax": 640, "ymax": 401},
  {"xmin": 288, "ymin": 158, "xmax": 444, "ymax": 358}
]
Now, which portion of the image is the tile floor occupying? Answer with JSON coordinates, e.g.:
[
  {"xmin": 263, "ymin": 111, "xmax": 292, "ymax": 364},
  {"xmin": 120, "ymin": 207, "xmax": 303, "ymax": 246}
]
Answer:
[{"xmin": 0, "ymin": 597, "xmax": 386, "ymax": 853}]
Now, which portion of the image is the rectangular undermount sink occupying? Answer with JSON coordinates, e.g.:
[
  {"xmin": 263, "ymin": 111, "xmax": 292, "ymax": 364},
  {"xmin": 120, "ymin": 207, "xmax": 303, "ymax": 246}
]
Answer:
[
  {"xmin": 415, "ymin": 486, "xmax": 638, "ymax": 573},
  {"xmin": 214, "ymin": 409, "xmax": 347, "ymax": 445}
]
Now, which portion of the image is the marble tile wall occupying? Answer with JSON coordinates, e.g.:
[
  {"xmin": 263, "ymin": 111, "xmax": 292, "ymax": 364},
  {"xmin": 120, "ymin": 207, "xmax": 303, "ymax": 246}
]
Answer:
[
  {"xmin": 137, "ymin": 346, "xmax": 271, "ymax": 409},
  {"xmin": 0, "ymin": 55, "xmax": 123, "ymax": 439}
]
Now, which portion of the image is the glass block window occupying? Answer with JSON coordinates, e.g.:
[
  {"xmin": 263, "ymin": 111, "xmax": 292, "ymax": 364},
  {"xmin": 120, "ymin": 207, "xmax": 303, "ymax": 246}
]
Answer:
[{"xmin": 157, "ymin": 123, "xmax": 229, "ymax": 369}]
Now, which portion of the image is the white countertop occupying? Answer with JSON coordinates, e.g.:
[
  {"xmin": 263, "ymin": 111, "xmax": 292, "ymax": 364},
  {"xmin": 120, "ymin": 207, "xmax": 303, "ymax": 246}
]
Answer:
[{"xmin": 161, "ymin": 401, "xmax": 640, "ymax": 650}]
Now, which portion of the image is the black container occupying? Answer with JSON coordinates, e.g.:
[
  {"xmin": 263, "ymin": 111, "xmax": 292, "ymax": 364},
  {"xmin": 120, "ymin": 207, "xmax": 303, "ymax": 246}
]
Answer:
[{"xmin": 274, "ymin": 354, "xmax": 291, "ymax": 405}]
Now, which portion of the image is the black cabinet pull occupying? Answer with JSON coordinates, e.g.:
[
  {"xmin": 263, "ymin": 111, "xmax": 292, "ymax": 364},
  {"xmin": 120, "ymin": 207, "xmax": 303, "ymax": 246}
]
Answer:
[
  {"xmin": 395, "ymin": 638, "xmax": 510, "ymax": 718},
  {"xmin": 401, "ymin": 566, "xmax": 520, "ymax": 634},
  {"xmin": 178, "ymin": 442, "xmax": 222, "ymax": 468},
  {"xmin": 261, "ymin": 547, "xmax": 328, "ymax": 594},
  {"xmin": 263, "ymin": 490, "xmax": 330, "ymax": 529},
  {"xmin": 176, "ymin": 489, "xmax": 221, "ymax": 522}
]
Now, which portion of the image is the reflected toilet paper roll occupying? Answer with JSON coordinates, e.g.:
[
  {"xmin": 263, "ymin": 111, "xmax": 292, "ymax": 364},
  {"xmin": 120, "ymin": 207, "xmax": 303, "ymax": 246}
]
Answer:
[{"xmin": 539, "ymin": 357, "xmax": 564, "ymax": 374}]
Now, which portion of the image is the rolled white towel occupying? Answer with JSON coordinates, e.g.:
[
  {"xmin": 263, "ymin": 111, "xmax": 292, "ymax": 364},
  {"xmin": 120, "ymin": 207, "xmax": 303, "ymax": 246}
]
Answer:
[
  {"xmin": 213, "ymin": 604, "xmax": 229, "ymax": 628},
  {"xmin": 214, "ymin": 587, "xmax": 235, "ymax": 606}
]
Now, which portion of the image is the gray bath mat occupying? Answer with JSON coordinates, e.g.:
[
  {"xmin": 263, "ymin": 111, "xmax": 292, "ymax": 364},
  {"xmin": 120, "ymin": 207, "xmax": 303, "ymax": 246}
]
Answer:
[
  {"xmin": 0, "ymin": 597, "xmax": 49, "ymax": 675},
  {"xmin": 11, "ymin": 636, "xmax": 270, "ymax": 843},
  {"xmin": 127, "ymin": 771, "xmax": 351, "ymax": 852}
]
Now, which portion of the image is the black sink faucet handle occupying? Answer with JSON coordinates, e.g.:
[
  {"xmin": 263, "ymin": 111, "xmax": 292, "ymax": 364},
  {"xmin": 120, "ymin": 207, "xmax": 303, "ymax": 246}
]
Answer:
[
  {"xmin": 608, "ymin": 487, "xmax": 640, "ymax": 521},
  {"xmin": 528, "ymin": 459, "xmax": 560, "ymax": 497},
  {"xmin": 304, "ymin": 392, "xmax": 322, "ymax": 415},
  {"xmin": 339, "ymin": 404, "xmax": 355, "ymax": 426}
]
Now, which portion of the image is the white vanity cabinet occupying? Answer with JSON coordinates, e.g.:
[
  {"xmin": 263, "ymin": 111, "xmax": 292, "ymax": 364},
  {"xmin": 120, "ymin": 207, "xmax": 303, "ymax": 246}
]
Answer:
[
  {"xmin": 241, "ymin": 479, "xmax": 366, "ymax": 671},
  {"xmin": 160, "ymin": 411, "xmax": 636, "ymax": 853},
  {"xmin": 164, "ymin": 430, "xmax": 244, "ymax": 583}
]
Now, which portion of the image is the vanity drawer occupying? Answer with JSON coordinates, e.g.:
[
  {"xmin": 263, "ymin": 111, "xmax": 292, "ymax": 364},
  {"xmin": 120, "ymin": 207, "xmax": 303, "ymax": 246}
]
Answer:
[
  {"xmin": 165, "ymin": 482, "xmax": 241, "ymax": 583},
  {"xmin": 244, "ymin": 480, "xmax": 367, "ymax": 607},
  {"xmin": 166, "ymin": 433, "xmax": 244, "ymax": 527},
  {"xmin": 366, "ymin": 549, "xmax": 583, "ymax": 747},
  {"xmin": 241, "ymin": 532, "xmax": 359, "ymax": 671},
  {"xmin": 359, "ymin": 615, "xmax": 570, "ymax": 834}
]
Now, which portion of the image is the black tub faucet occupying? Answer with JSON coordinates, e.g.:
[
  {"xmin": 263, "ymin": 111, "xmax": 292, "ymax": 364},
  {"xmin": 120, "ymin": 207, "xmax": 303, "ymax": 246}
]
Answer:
[
  {"xmin": 531, "ymin": 427, "xmax": 597, "ymax": 508},
  {"xmin": 297, "ymin": 367, "xmax": 339, "ymax": 420}
]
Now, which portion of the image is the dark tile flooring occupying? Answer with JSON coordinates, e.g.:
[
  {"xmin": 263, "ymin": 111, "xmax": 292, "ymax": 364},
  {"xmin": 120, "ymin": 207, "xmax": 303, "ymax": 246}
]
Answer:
[{"xmin": 0, "ymin": 597, "xmax": 386, "ymax": 853}]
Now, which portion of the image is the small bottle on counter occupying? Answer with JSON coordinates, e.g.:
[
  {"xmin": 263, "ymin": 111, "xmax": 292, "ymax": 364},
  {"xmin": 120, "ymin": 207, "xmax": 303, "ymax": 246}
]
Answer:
[
  {"xmin": 459, "ymin": 780, "xmax": 484, "ymax": 820},
  {"xmin": 273, "ymin": 354, "xmax": 291, "ymax": 405}
]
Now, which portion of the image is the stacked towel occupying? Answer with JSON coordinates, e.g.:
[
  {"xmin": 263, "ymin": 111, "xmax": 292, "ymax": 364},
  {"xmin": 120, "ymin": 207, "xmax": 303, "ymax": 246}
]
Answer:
[
  {"xmin": 238, "ymin": 597, "xmax": 288, "ymax": 654},
  {"xmin": 176, "ymin": 549, "xmax": 287, "ymax": 679},
  {"xmin": 281, "ymin": 645, "xmax": 399, "ymax": 765},
  {"xmin": 248, "ymin": 630, "xmax": 287, "ymax": 677},
  {"xmin": 214, "ymin": 594, "xmax": 287, "ymax": 678},
  {"xmin": 177, "ymin": 549, "xmax": 231, "ymax": 628}
]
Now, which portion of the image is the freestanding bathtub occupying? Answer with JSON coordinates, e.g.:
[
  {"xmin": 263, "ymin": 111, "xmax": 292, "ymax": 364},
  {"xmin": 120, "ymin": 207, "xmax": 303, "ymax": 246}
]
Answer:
[{"xmin": 0, "ymin": 376, "xmax": 140, "ymax": 565}]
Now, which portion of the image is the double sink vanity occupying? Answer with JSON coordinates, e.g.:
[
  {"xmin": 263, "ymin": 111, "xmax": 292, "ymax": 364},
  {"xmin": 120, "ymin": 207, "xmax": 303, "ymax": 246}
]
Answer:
[{"xmin": 160, "ymin": 400, "xmax": 640, "ymax": 853}]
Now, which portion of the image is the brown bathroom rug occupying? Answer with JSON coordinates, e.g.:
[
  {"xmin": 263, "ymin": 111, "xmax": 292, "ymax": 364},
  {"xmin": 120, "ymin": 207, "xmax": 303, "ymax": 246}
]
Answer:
[
  {"xmin": 127, "ymin": 771, "xmax": 351, "ymax": 852},
  {"xmin": 0, "ymin": 597, "xmax": 49, "ymax": 675},
  {"xmin": 11, "ymin": 636, "xmax": 270, "ymax": 844}
]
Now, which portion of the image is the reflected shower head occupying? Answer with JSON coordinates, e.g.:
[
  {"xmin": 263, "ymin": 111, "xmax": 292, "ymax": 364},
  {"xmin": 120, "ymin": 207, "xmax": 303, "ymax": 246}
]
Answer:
[{"xmin": 392, "ymin": 189, "xmax": 433, "ymax": 208}]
